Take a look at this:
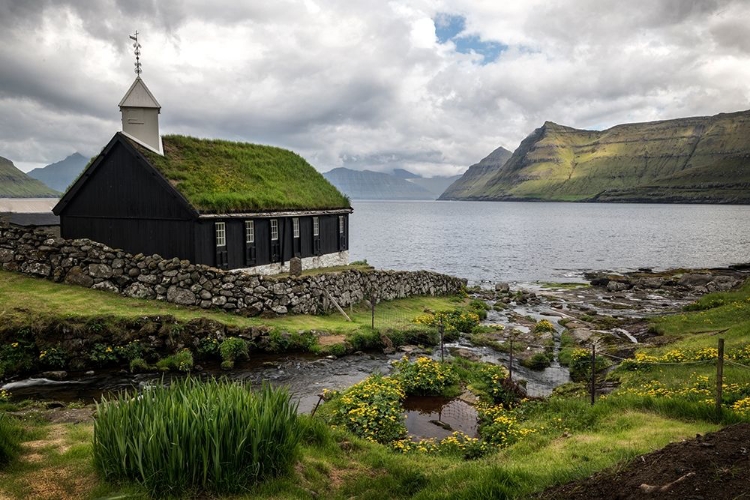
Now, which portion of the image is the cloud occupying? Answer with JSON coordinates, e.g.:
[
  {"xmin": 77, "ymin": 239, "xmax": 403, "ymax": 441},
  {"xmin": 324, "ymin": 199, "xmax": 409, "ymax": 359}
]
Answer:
[{"xmin": 0, "ymin": 0, "xmax": 749, "ymax": 177}]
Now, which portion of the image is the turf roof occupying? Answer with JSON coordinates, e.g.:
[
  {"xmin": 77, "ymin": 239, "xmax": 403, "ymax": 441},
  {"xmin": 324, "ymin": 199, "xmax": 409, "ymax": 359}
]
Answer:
[{"xmin": 131, "ymin": 135, "xmax": 350, "ymax": 214}]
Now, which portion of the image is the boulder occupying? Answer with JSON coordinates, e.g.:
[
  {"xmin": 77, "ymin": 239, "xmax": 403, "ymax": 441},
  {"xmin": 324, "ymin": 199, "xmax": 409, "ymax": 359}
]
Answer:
[
  {"xmin": 88, "ymin": 263, "xmax": 113, "ymax": 279},
  {"xmin": 167, "ymin": 286, "xmax": 197, "ymax": 306},
  {"xmin": 65, "ymin": 266, "xmax": 94, "ymax": 288}
]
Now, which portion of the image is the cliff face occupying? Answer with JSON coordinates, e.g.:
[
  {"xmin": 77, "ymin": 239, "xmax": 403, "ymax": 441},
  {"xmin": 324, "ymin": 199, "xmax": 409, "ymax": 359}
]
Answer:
[
  {"xmin": 438, "ymin": 146, "xmax": 512, "ymax": 200},
  {"xmin": 0, "ymin": 155, "xmax": 60, "ymax": 198},
  {"xmin": 453, "ymin": 110, "xmax": 750, "ymax": 203}
]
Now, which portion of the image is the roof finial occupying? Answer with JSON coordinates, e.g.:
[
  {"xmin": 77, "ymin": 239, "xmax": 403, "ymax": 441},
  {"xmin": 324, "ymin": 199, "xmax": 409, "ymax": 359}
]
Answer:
[{"xmin": 129, "ymin": 31, "xmax": 142, "ymax": 76}]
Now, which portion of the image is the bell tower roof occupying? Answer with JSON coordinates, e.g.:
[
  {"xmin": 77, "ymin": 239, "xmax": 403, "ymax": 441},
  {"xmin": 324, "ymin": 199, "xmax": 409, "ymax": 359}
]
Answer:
[{"xmin": 119, "ymin": 77, "xmax": 161, "ymax": 109}]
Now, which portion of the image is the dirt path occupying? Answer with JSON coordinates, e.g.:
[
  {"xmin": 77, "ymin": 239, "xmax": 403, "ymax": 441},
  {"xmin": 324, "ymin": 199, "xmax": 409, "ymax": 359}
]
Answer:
[{"xmin": 537, "ymin": 423, "xmax": 750, "ymax": 499}]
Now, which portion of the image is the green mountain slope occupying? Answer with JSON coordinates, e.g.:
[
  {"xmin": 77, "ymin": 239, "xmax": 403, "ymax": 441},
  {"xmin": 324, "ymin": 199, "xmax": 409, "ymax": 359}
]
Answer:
[
  {"xmin": 439, "ymin": 146, "xmax": 512, "ymax": 200},
  {"xmin": 0, "ymin": 155, "xmax": 60, "ymax": 198},
  {"xmin": 456, "ymin": 110, "xmax": 750, "ymax": 203}
]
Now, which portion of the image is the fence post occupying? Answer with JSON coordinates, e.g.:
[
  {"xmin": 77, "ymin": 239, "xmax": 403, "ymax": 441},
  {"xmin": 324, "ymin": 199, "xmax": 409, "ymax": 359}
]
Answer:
[
  {"xmin": 590, "ymin": 343, "xmax": 596, "ymax": 405},
  {"xmin": 371, "ymin": 293, "xmax": 376, "ymax": 330},
  {"xmin": 508, "ymin": 337, "xmax": 514, "ymax": 382},
  {"xmin": 716, "ymin": 338, "xmax": 725, "ymax": 416},
  {"xmin": 439, "ymin": 318, "xmax": 445, "ymax": 363}
]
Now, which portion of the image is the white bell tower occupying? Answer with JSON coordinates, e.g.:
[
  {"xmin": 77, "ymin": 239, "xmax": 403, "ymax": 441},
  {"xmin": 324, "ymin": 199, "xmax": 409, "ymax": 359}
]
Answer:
[{"xmin": 119, "ymin": 32, "xmax": 163, "ymax": 155}]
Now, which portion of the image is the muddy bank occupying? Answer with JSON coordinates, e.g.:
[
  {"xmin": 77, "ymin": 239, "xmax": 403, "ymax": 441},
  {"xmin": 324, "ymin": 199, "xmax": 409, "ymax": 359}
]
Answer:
[{"xmin": 537, "ymin": 423, "xmax": 750, "ymax": 500}]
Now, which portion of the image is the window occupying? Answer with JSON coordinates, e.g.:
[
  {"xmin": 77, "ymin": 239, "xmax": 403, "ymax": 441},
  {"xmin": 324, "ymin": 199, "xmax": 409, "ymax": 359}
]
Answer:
[
  {"xmin": 339, "ymin": 215, "xmax": 345, "ymax": 234},
  {"xmin": 245, "ymin": 220, "xmax": 254, "ymax": 243},
  {"xmin": 271, "ymin": 219, "xmax": 279, "ymax": 241},
  {"xmin": 215, "ymin": 222, "xmax": 226, "ymax": 247},
  {"xmin": 293, "ymin": 218, "xmax": 300, "ymax": 238},
  {"xmin": 313, "ymin": 217, "xmax": 319, "ymax": 236}
]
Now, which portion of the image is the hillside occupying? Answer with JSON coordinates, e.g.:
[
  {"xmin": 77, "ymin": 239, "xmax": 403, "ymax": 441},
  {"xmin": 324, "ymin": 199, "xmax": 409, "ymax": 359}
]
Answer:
[
  {"xmin": 438, "ymin": 146, "xmax": 512, "ymax": 200},
  {"xmin": 323, "ymin": 167, "xmax": 435, "ymax": 200},
  {"xmin": 27, "ymin": 152, "xmax": 87, "ymax": 192},
  {"xmin": 450, "ymin": 110, "xmax": 750, "ymax": 203},
  {"xmin": 0, "ymin": 155, "xmax": 60, "ymax": 198}
]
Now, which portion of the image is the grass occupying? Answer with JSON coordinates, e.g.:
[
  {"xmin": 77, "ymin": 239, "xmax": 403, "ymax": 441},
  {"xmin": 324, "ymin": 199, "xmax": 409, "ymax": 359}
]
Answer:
[
  {"xmin": 135, "ymin": 135, "xmax": 350, "ymax": 213},
  {"xmin": 93, "ymin": 379, "xmax": 301, "ymax": 496},
  {"xmin": 0, "ymin": 269, "xmax": 460, "ymax": 335},
  {"xmin": 0, "ymin": 157, "xmax": 60, "ymax": 198}
]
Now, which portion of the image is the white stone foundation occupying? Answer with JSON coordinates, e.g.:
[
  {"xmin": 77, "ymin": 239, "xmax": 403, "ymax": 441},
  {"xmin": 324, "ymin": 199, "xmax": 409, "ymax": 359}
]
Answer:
[{"xmin": 234, "ymin": 251, "xmax": 349, "ymax": 276}]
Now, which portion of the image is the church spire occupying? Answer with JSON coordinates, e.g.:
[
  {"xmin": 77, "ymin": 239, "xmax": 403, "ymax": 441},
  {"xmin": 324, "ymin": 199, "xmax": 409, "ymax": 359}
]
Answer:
[{"xmin": 119, "ymin": 32, "xmax": 163, "ymax": 155}]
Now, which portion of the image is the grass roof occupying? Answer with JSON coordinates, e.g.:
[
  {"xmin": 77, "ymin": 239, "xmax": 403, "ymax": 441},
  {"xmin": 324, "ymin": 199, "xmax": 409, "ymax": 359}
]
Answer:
[{"xmin": 131, "ymin": 135, "xmax": 350, "ymax": 214}]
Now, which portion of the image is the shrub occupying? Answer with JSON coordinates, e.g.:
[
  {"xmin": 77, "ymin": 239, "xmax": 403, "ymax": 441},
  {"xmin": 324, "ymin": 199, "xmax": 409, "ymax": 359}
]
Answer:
[
  {"xmin": 155, "ymin": 349, "xmax": 194, "ymax": 372},
  {"xmin": 413, "ymin": 309, "xmax": 481, "ymax": 335},
  {"xmin": 38, "ymin": 346, "xmax": 69, "ymax": 369},
  {"xmin": 477, "ymin": 404, "xmax": 535, "ymax": 447},
  {"xmin": 0, "ymin": 414, "xmax": 22, "ymax": 468},
  {"xmin": 89, "ymin": 344, "xmax": 119, "ymax": 367},
  {"xmin": 569, "ymin": 349, "xmax": 610, "ymax": 382},
  {"xmin": 116, "ymin": 340, "xmax": 154, "ymax": 362},
  {"xmin": 219, "ymin": 337, "xmax": 249, "ymax": 369},
  {"xmin": 479, "ymin": 365, "xmax": 522, "ymax": 406},
  {"xmin": 534, "ymin": 319, "xmax": 556, "ymax": 333},
  {"xmin": 521, "ymin": 352, "xmax": 552, "ymax": 371},
  {"xmin": 330, "ymin": 374, "xmax": 406, "ymax": 443},
  {"xmin": 393, "ymin": 356, "xmax": 459, "ymax": 396},
  {"xmin": 93, "ymin": 379, "xmax": 301, "ymax": 496},
  {"xmin": 0, "ymin": 340, "xmax": 36, "ymax": 377},
  {"xmin": 129, "ymin": 358, "xmax": 150, "ymax": 373},
  {"xmin": 196, "ymin": 337, "xmax": 220, "ymax": 358}
]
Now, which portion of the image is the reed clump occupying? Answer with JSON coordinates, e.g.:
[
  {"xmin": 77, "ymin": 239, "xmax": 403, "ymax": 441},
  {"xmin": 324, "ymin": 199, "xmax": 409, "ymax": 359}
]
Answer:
[{"xmin": 93, "ymin": 378, "xmax": 301, "ymax": 496}]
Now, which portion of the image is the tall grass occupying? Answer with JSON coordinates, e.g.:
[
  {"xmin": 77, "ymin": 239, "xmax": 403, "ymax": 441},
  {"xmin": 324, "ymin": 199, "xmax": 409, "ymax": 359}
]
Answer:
[
  {"xmin": 0, "ymin": 414, "xmax": 23, "ymax": 467},
  {"xmin": 93, "ymin": 378, "xmax": 301, "ymax": 496}
]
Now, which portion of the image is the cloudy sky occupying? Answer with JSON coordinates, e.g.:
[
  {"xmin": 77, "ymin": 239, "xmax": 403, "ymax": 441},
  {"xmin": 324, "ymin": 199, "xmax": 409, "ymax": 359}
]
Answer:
[{"xmin": 2, "ymin": 0, "xmax": 750, "ymax": 176}]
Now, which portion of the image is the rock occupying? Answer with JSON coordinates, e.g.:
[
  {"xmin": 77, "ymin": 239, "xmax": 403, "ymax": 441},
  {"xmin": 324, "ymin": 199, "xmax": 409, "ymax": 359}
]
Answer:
[
  {"xmin": 65, "ymin": 266, "xmax": 94, "ymax": 287},
  {"xmin": 167, "ymin": 286, "xmax": 196, "ymax": 306},
  {"xmin": 123, "ymin": 282, "xmax": 155, "ymax": 299},
  {"xmin": 450, "ymin": 347, "xmax": 481, "ymax": 362},
  {"xmin": 289, "ymin": 257, "xmax": 302, "ymax": 276},
  {"xmin": 41, "ymin": 371, "xmax": 68, "ymax": 381},
  {"xmin": 678, "ymin": 273, "xmax": 713, "ymax": 287},
  {"xmin": 272, "ymin": 305, "xmax": 288, "ymax": 314},
  {"xmin": 607, "ymin": 281, "xmax": 630, "ymax": 292},
  {"xmin": 88, "ymin": 263, "xmax": 113, "ymax": 279},
  {"xmin": 211, "ymin": 295, "xmax": 227, "ymax": 306},
  {"xmin": 495, "ymin": 282, "xmax": 510, "ymax": 292},
  {"xmin": 0, "ymin": 248, "xmax": 14, "ymax": 263},
  {"xmin": 92, "ymin": 280, "xmax": 119, "ymax": 293},
  {"xmin": 25, "ymin": 262, "xmax": 51, "ymax": 277}
]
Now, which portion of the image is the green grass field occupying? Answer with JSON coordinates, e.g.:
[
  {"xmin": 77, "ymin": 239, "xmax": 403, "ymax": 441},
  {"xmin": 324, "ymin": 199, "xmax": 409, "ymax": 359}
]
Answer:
[{"xmin": 0, "ymin": 272, "xmax": 748, "ymax": 499}]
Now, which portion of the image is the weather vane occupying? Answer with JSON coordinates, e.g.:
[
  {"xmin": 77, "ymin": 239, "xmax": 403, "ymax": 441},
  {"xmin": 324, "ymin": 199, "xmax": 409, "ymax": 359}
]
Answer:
[{"xmin": 129, "ymin": 31, "xmax": 142, "ymax": 76}]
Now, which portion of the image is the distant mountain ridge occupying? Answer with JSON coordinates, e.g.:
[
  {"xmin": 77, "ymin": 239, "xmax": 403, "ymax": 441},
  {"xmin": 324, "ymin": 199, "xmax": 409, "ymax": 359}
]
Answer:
[
  {"xmin": 323, "ymin": 168, "xmax": 434, "ymax": 200},
  {"xmin": 27, "ymin": 152, "xmax": 87, "ymax": 192},
  {"xmin": 444, "ymin": 110, "xmax": 750, "ymax": 203},
  {"xmin": 439, "ymin": 146, "xmax": 512, "ymax": 200},
  {"xmin": 0, "ymin": 155, "xmax": 60, "ymax": 198}
]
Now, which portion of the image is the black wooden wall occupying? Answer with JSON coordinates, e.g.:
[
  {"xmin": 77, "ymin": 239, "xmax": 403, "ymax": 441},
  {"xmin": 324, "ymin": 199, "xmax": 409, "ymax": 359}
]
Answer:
[
  {"xmin": 194, "ymin": 214, "xmax": 348, "ymax": 269},
  {"xmin": 59, "ymin": 141, "xmax": 196, "ymax": 261}
]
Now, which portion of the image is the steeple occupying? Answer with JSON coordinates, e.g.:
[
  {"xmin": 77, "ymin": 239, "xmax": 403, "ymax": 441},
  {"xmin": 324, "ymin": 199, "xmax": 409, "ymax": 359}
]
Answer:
[{"xmin": 119, "ymin": 32, "xmax": 163, "ymax": 155}]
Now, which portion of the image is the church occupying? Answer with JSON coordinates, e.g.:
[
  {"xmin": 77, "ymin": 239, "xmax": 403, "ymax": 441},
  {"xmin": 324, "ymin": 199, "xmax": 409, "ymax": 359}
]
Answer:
[{"xmin": 53, "ymin": 35, "xmax": 352, "ymax": 274}]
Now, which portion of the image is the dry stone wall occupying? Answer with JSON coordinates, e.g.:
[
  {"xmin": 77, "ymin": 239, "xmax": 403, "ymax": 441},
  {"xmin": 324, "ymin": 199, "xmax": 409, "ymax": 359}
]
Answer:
[{"xmin": 0, "ymin": 221, "xmax": 466, "ymax": 316}]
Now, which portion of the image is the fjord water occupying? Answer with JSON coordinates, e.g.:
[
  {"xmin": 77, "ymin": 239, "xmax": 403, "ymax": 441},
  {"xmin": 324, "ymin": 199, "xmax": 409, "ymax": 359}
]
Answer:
[{"xmin": 349, "ymin": 201, "xmax": 750, "ymax": 284}]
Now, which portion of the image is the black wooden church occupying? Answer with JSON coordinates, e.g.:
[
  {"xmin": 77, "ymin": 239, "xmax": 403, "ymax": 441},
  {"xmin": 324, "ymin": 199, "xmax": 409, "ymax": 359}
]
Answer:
[{"xmin": 53, "ymin": 50, "xmax": 351, "ymax": 273}]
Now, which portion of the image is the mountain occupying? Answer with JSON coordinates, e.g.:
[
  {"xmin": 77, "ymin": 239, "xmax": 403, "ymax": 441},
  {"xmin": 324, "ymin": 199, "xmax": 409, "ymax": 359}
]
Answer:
[
  {"xmin": 409, "ymin": 175, "xmax": 462, "ymax": 198},
  {"xmin": 323, "ymin": 168, "xmax": 435, "ymax": 200},
  {"xmin": 438, "ymin": 146, "xmax": 513, "ymax": 200},
  {"xmin": 445, "ymin": 110, "xmax": 750, "ymax": 203},
  {"xmin": 27, "ymin": 152, "xmax": 87, "ymax": 192},
  {"xmin": 391, "ymin": 168, "xmax": 420, "ymax": 179},
  {"xmin": 0, "ymin": 155, "xmax": 60, "ymax": 198}
]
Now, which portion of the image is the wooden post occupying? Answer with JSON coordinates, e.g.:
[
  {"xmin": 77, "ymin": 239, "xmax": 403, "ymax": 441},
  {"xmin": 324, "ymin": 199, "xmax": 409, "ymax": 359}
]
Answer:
[
  {"xmin": 439, "ymin": 319, "xmax": 445, "ymax": 363},
  {"xmin": 590, "ymin": 343, "xmax": 596, "ymax": 405},
  {"xmin": 371, "ymin": 293, "xmax": 376, "ymax": 330},
  {"xmin": 716, "ymin": 338, "xmax": 725, "ymax": 416},
  {"xmin": 508, "ymin": 337, "xmax": 514, "ymax": 381}
]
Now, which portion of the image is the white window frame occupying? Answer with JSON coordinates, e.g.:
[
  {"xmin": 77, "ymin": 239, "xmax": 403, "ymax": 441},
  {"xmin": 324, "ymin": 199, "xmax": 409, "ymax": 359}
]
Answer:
[
  {"xmin": 245, "ymin": 220, "xmax": 254, "ymax": 244},
  {"xmin": 293, "ymin": 218, "xmax": 300, "ymax": 238},
  {"xmin": 313, "ymin": 217, "xmax": 319, "ymax": 237},
  {"xmin": 215, "ymin": 222, "xmax": 226, "ymax": 247},
  {"xmin": 271, "ymin": 219, "xmax": 279, "ymax": 241},
  {"xmin": 339, "ymin": 215, "xmax": 345, "ymax": 234}
]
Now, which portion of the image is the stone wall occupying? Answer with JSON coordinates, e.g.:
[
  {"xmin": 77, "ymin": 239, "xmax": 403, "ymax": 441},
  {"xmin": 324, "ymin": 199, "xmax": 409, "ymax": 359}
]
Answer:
[{"xmin": 0, "ymin": 220, "xmax": 466, "ymax": 316}]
